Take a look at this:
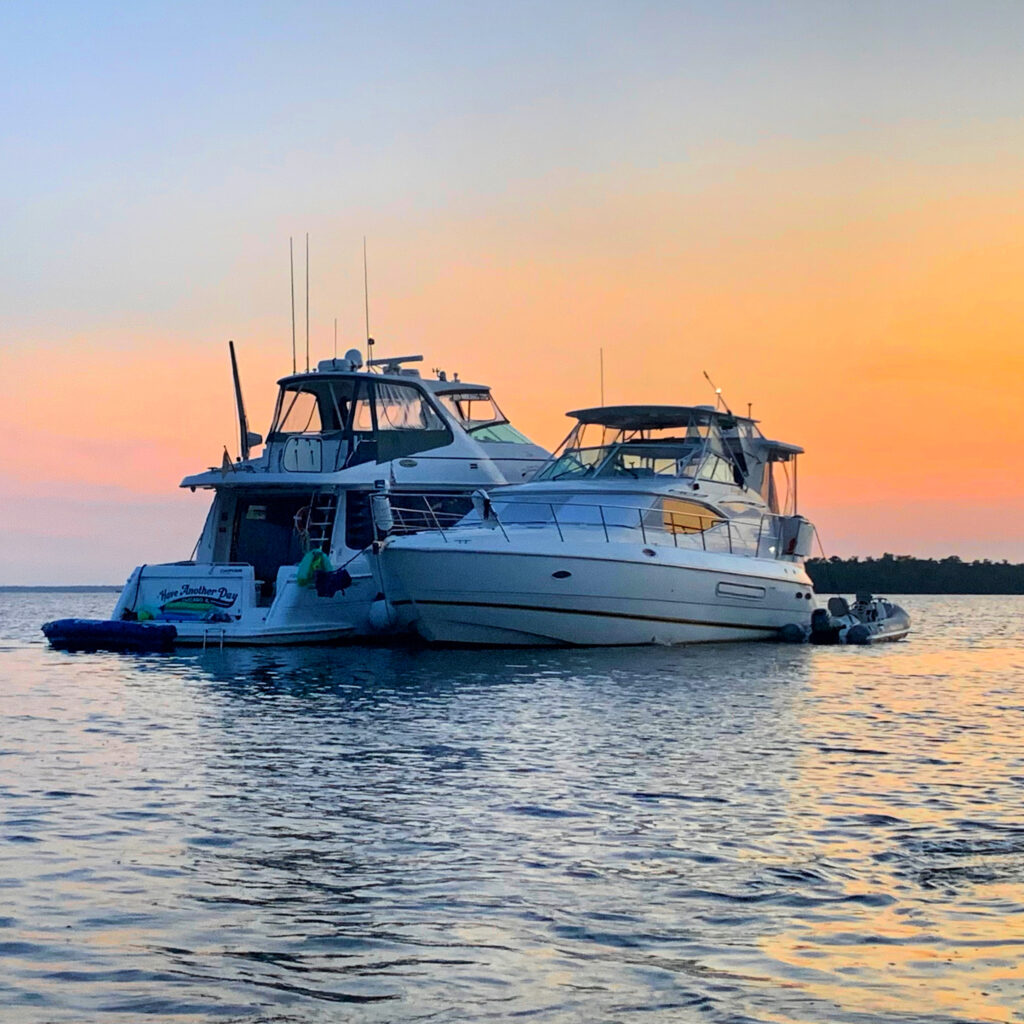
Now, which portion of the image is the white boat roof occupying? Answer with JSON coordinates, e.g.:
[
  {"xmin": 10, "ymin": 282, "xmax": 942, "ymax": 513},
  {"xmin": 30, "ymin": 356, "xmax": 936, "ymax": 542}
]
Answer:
[
  {"xmin": 277, "ymin": 369, "xmax": 489, "ymax": 394},
  {"xmin": 569, "ymin": 404, "xmax": 755, "ymax": 429},
  {"xmin": 567, "ymin": 404, "xmax": 803, "ymax": 455}
]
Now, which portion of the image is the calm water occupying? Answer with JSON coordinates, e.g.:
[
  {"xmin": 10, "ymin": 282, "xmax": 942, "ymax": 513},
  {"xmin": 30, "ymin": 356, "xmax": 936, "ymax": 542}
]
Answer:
[{"xmin": 1, "ymin": 593, "xmax": 1023, "ymax": 1023}]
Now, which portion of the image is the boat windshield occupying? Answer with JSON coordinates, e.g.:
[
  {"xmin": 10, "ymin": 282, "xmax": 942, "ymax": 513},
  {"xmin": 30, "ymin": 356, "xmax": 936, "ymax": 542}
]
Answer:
[
  {"xmin": 535, "ymin": 440, "xmax": 705, "ymax": 482},
  {"xmin": 270, "ymin": 382, "xmax": 343, "ymax": 436},
  {"xmin": 437, "ymin": 390, "xmax": 531, "ymax": 444},
  {"xmin": 534, "ymin": 446, "xmax": 615, "ymax": 480},
  {"xmin": 535, "ymin": 417, "xmax": 756, "ymax": 486},
  {"xmin": 269, "ymin": 378, "xmax": 448, "ymax": 438},
  {"xmin": 456, "ymin": 492, "xmax": 724, "ymax": 534}
]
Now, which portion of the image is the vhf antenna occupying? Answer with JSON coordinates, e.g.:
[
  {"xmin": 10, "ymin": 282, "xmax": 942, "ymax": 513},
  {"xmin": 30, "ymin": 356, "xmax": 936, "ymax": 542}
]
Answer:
[
  {"xmin": 363, "ymin": 236, "xmax": 375, "ymax": 366},
  {"xmin": 305, "ymin": 232, "xmax": 310, "ymax": 372},
  {"xmin": 289, "ymin": 237, "xmax": 297, "ymax": 373}
]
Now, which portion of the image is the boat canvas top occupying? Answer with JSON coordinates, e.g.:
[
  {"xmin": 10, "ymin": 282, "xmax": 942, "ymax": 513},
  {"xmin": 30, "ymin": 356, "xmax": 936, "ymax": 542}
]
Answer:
[
  {"xmin": 532, "ymin": 401, "xmax": 805, "ymax": 515},
  {"xmin": 567, "ymin": 405, "xmax": 804, "ymax": 458}
]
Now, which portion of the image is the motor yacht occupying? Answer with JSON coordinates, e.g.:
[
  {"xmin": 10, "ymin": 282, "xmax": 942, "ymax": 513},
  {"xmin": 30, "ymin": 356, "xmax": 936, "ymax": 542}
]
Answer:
[
  {"xmin": 376, "ymin": 404, "xmax": 818, "ymax": 646},
  {"xmin": 109, "ymin": 349, "xmax": 549, "ymax": 645}
]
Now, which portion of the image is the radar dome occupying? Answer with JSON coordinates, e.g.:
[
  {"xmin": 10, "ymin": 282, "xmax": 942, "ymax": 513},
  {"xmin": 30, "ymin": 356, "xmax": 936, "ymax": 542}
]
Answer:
[{"xmin": 344, "ymin": 348, "xmax": 364, "ymax": 368}]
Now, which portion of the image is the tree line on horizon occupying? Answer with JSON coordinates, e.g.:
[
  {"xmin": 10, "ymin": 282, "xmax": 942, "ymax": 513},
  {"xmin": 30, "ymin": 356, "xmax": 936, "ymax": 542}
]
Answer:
[{"xmin": 806, "ymin": 554, "xmax": 1024, "ymax": 594}]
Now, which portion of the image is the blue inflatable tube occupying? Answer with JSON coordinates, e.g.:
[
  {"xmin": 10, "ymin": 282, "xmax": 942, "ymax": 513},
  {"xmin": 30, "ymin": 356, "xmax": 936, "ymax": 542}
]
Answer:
[{"xmin": 42, "ymin": 618, "xmax": 178, "ymax": 652}]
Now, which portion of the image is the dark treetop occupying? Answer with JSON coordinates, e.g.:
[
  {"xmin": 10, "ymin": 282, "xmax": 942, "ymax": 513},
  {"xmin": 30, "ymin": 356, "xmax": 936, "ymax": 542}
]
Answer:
[{"xmin": 807, "ymin": 554, "xmax": 1024, "ymax": 595}]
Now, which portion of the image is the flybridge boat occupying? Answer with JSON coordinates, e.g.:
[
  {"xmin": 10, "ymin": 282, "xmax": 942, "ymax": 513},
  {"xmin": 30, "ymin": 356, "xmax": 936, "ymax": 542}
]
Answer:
[
  {"xmin": 375, "ymin": 404, "xmax": 819, "ymax": 646},
  {"xmin": 108, "ymin": 348, "xmax": 549, "ymax": 645}
]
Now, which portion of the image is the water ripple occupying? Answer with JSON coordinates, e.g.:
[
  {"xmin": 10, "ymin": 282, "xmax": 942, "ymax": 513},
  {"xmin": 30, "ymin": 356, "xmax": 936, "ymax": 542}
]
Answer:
[{"xmin": 1, "ymin": 592, "xmax": 1023, "ymax": 1022}]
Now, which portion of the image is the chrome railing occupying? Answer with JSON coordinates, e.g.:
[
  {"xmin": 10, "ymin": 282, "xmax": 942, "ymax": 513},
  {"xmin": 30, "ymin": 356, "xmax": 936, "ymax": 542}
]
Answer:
[{"xmin": 381, "ymin": 494, "xmax": 790, "ymax": 560}]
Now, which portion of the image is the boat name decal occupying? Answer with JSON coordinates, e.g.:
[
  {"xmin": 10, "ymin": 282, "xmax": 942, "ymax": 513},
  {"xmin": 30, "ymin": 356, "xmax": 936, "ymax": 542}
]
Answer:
[{"xmin": 157, "ymin": 584, "xmax": 239, "ymax": 608}]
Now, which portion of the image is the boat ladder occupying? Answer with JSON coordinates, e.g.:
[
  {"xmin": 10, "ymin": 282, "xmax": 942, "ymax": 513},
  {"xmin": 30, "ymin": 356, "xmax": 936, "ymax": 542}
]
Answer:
[{"xmin": 305, "ymin": 491, "xmax": 338, "ymax": 552}]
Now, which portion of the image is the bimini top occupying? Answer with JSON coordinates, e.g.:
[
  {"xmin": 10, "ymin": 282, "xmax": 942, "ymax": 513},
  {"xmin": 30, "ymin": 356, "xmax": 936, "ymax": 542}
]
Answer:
[
  {"xmin": 569, "ymin": 404, "xmax": 754, "ymax": 430},
  {"xmin": 566, "ymin": 404, "xmax": 803, "ymax": 456}
]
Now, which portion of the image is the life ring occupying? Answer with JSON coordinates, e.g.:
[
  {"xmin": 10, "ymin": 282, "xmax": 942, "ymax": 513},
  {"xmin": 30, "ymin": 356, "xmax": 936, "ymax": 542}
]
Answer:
[{"xmin": 293, "ymin": 505, "xmax": 312, "ymax": 534}]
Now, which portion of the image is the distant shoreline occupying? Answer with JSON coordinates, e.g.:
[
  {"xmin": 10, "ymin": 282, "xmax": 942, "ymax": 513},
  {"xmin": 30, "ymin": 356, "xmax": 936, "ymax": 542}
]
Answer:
[
  {"xmin": 807, "ymin": 556, "xmax": 1024, "ymax": 595},
  {"xmin": 0, "ymin": 586, "xmax": 122, "ymax": 592}
]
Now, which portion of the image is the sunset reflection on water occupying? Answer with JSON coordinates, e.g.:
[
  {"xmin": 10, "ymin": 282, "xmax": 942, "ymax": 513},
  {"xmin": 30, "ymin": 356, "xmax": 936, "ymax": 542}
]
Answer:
[
  {"xmin": 765, "ymin": 620, "xmax": 1024, "ymax": 1023},
  {"xmin": 2, "ymin": 592, "xmax": 1023, "ymax": 1023}
]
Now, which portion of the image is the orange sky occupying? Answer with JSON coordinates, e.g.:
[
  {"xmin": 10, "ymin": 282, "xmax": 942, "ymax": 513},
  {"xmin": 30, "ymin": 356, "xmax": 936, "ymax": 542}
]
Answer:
[{"xmin": 4, "ymin": 6, "xmax": 1024, "ymax": 582}]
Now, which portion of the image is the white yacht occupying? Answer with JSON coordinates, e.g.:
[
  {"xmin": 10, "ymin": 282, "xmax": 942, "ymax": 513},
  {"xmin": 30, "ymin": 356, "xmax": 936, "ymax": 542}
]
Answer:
[
  {"xmin": 376, "ymin": 404, "xmax": 818, "ymax": 646},
  {"xmin": 110, "ymin": 349, "xmax": 549, "ymax": 644}
]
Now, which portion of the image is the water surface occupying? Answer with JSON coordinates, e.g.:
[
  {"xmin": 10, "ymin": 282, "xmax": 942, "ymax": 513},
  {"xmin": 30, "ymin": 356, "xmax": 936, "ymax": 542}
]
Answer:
[{"xmin": 2, "ymin": 593, "xmax": 1023, "ymax": 1022}]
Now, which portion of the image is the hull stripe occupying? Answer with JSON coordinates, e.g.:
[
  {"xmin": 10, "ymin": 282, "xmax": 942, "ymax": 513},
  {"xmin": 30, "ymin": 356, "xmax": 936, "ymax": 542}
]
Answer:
[{"xmin": 414, "ymin": 598, "xmax": 780, "ymax": 632}]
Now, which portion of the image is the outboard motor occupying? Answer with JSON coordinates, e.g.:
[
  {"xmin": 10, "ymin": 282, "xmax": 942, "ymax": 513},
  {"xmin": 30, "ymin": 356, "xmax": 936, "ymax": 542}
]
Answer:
[{"xmin": 810, "ymin": 604, "xmax": 844, "ymax": 644}]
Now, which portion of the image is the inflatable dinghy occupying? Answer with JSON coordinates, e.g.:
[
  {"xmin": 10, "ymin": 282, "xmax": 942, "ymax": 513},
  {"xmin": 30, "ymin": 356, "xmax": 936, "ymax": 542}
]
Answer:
[
  {"xmin": 42, "ymin": 618, "xmax": 178, "ymax": 652},
  {"xmin": 781, "ymin": 594, "xmax": 911, "ymax": 645}
]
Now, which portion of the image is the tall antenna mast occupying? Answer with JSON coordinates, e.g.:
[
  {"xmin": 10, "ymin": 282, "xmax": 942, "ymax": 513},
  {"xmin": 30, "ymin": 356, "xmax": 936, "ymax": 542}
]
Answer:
[
  {"xmin": 334, "ymin": 317, "xmax": 338, "ymax": 359},
  {"xmin": 363, "ymin": 236, "xmax": 374, "ymax": 363},
  {"xmin": 599, "ymin": 347, "xmax": 605, "ymax": 406},
  {"xmin": 289, "ymin": 237, "xmax": 296, "ymax": 373},
  {"xmin": 304, "ymin": 232, "xmax": 310, "ymax": 372}
]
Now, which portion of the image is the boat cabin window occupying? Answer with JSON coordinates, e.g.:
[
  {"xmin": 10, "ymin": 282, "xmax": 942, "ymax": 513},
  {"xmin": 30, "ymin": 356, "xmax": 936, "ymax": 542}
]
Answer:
[
  {"xmin": 761, "ymin": 455, "xmax": 797, "ymax": 515},
  {"xmin": 698, "ymin": 454, "xmax": 739, "ymax": 485},
  {"xmin": 437, "ymin": 390, "xmax": 531, "ymax": 444},
  {"xmin": 358, "ymin": 382, "xmax": 452, "ymax": 463},
  {"xmin": 273, "ymin": 387, "xmax": 323, "ymax": 435},
  {"xmin": 269, "ymin": 381, "xmax": 350, "ymax": 439},
  {"xmin": 374, "ymin": 382, "xmax": 447, "ymax": 432},
  {"xmin": 466, "ymin": 492, "xmax": 656, "ymax": 529},
  {"xmin": 659, "ymin": 497, "xmax": 722, "ymax": 533},
  {"xmin": 269, "ymin": 377, "xmax": 453, "ymax": 465},
  {"xmin": 459, "ymin": 492, "xmax": 722, "ymax": 535}
]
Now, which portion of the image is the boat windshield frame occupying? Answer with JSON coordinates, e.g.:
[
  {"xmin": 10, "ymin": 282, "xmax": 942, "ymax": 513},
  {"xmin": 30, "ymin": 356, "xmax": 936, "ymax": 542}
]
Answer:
[
  {"xmin": 434, "ymin": 388, "xmax": 531, "ymax": 444},
  {"xmin": 267, "ymin": 374, "xmax": 452, "ymax": 444}
]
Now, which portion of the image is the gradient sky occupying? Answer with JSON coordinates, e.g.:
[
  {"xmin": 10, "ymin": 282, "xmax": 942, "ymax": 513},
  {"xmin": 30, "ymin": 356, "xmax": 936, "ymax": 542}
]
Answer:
[{"xmin": 3, "ymin": 1, "xmax": 1024, "ymax": 583}]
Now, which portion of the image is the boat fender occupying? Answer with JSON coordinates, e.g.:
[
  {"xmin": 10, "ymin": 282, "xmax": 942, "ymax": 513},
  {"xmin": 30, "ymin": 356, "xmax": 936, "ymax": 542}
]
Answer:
[
  {"xmin": 846, "ymin": 623, "xmax": 872, "ymax": 645},
  {"xmin": 368, "ymin": 598, "xmax": 396, "ymax": 632},
  {"xmin": 370, "ymin": 494, "xmax": 394, "ymax": 537},
  {"xmin": 780, "ymin": 623, "xmax": 808, "ymax": 643}
]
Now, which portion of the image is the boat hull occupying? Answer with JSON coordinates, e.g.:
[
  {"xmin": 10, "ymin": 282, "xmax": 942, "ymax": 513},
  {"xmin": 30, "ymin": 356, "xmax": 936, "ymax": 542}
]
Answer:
[
  {"xmin": 167, "ymin": 622, "xmax": 355, "ymax": 646},
  {"xmin": 383, "ymin": 542, "xmax": 815, "ymax": 646},
  {"xmin": 108, "ymin": 560, "xmax": 409, "ymax": 647}
]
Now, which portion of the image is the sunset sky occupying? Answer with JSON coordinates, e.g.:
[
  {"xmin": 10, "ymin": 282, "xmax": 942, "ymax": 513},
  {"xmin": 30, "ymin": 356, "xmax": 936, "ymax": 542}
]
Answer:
[{"xmin": 3, "ymin": 1, "xmax": 1024, "ymax": 583}]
